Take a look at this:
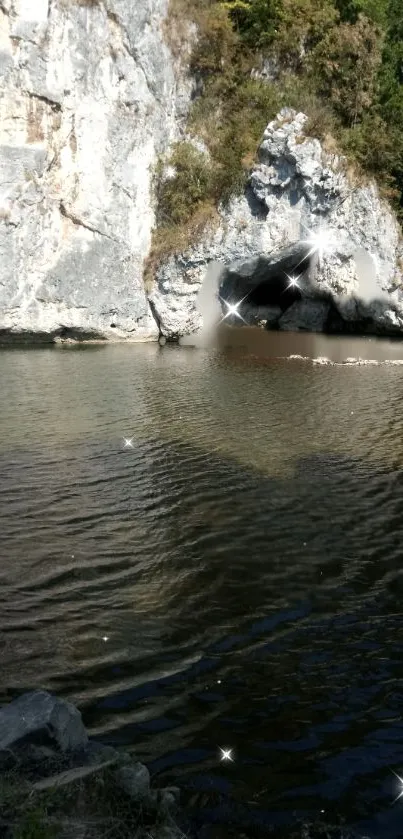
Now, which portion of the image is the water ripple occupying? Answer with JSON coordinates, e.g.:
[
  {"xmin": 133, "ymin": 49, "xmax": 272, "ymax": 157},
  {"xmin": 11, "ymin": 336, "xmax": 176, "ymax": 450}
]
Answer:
[{"xmin": 1, "ymin": 340, "xmax": 403, "ymax": 837}]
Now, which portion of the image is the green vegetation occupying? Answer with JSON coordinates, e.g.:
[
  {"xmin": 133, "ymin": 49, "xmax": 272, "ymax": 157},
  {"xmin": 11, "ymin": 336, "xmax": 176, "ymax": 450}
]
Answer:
[
  {"xmin": 149, "ymin": 0, "xmax": 403, "ymax": 276},
  {"xmin": 0, "ymin": 766, "xmax": 179, "ymax": 839}
]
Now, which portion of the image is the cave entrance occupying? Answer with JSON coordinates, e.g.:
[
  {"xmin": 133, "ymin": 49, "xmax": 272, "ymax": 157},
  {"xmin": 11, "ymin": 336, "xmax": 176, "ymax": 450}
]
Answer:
[
  {"xmin": 248, "ymin": 273, "xmax": 302, "ymax": 311},
  {"xmin": 246, "ymin": 255, "xmax": 311, "ymax": 312}
]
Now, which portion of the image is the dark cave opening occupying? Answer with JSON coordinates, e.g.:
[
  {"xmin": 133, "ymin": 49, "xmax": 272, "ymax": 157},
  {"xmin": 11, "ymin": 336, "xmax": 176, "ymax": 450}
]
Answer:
[
  {"xmin": 247, "ymin": 274, "xmax": 302, "ymax": 311},
  {"xmin": 221, "ymin": 254, "xmax": 312, "ymax": 314}
]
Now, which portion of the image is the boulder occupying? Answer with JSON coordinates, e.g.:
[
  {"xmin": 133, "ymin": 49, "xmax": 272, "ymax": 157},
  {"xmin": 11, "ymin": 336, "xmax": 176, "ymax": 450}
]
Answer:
[
  {"xmin": 278, "ymin": 299, "xmax": 330, "ymax": 332},
  {"xmin": 0, "ymin": 691, "xmax": 88, "ymax": 754},
  {"xmin": 158, "ymin": 786, "xmax": 181, "ymax": 815},
  {"xmin": 114, "ymin": 761, "xmax": 151, "ymax": 801}
]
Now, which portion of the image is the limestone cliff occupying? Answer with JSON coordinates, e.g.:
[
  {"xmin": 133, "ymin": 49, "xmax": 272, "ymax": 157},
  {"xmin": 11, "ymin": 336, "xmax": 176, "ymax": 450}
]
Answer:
[
  {"xmin": 150, "ymin": 109, "xmax": 403, "ymax": 339},
  {"xmin": 1, "ymin": 3, "xmax": 403, "ymax": 343},
  {"xmin": 0, "ymin": 0, "xmax": 189, "ymax": 342}
]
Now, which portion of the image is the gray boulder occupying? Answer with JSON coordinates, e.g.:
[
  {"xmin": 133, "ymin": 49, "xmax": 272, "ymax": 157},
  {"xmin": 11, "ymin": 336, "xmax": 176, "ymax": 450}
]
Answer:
[
  {"xmin": 114, "ymin": 761, "xmax": 151, "ymax": 801},
  {"xmin": 158, "ymin": 786, "xmax": 181, "ymax": 815},
  {"xmin": 278, "ymin": 299, "xmax": 330, "ymax": 332},
  {"xmin": 241, "ymin": 304, "xmax": 282, "ymax": 326},
  {"xmin": 0, "ymin": 690, "xmax": 88, "ymax": 753}
]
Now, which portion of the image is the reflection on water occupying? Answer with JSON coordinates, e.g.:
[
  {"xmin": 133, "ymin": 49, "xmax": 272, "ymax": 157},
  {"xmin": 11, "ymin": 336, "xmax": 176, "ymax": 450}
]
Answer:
[
  {"xmin": 1, "ymin": 334, "xmax": 403, "ymax": 838},
  {"xmin": 217, "ymin": 324, "xmax": 403, "ymax": 364}
]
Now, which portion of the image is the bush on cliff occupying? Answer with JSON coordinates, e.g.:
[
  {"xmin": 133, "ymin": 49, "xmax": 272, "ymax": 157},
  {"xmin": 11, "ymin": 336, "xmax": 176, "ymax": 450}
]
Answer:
[{"xmin": 148, "ymin": 0, "xmax": 403, "ymax": 276}]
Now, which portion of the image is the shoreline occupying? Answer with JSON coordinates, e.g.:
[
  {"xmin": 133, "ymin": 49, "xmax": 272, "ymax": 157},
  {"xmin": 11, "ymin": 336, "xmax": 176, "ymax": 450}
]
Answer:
[{"xmin": 0, "ymin": 691, "xmax": 184, "ymax": 839}]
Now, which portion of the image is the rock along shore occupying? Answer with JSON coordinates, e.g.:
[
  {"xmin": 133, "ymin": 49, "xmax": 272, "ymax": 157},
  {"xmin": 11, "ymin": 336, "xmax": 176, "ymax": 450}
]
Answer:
[{"xmin": 0, "ymin": 690, "xmax": 182, "ymax": 839}]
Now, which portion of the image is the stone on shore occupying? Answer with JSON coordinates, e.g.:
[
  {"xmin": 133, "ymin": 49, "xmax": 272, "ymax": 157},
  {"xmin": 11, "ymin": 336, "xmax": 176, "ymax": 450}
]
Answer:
[
  {"xmin": 0, "ymin": 690, "xmax": 182, "ymax": 839},
  {"xmin": 114, "ymin": 762, "xmax": 151, "ymax": 801},
  {"xmin": 0, "ymin": 690, "xmax": 88, "ymax": 754}
]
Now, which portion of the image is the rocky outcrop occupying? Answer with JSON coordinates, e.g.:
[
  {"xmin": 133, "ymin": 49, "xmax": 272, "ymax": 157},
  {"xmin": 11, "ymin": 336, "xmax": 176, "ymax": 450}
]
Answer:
[
  {"xmin": 0, "ymin": 0, "xmax": 190, "ymax": 343},
  {"xmin": 0, "ymin": 691, "xmax": 182, "ymax": 839},
  {"xmin": 1, "ymin": 0, "xmax": 403, "ymax": 346},
  {"xmin": 0, "ymin": 690, "xmax": 88, "ymax": 753},
  {"xmin": 151, "ymin": 109, "xmax": 403, "ymax": 338}
]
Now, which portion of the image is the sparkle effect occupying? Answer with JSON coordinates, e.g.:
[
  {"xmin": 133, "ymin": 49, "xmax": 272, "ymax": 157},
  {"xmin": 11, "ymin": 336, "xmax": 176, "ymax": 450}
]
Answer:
[
  {"xmin": 163, "ymin": 165, "xmax": 176, "ymax": 181},
  {"xmin": 392, "ymin": 770, "xmax": 403, "ymax": 803},
  {"xmin": 219, "ymin": 294, "xmax": 249, "ymax": 324},
  {"xmin": 300, "ymin": 223, "xmax": 335, "ymax": 266},
  {"xmin": 285, "ymin": 272, "xmax": 302, "ymax": 291},
  {"xmin": 219, "ymin": 748, "xmax": 234, "ymax": 762},
  {"xmin": 123, "ymin": 438, "xmax": 133, "ymax": 448}
]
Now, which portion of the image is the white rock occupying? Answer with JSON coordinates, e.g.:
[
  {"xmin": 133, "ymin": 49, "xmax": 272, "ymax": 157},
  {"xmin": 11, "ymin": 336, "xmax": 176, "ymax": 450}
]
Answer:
[
  {"xmin": 0, "ymin": 0, "xmax": 191, "ymax": 342},
  {"xmin": 151, "ymin": 108, "xmax": 403, "ymax": 338},
  {"xmin": 1, "ymin": 20, "xmax": 403, "ymax": 344}
]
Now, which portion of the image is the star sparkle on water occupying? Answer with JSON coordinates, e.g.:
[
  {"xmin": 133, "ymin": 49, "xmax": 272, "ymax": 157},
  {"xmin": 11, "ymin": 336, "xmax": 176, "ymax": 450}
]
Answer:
[
  {"xmin": 391, "ymin": 770, "xmax": 403, "ymax": 803},
  {"xmin": 123, "ymin": 438, "xmax": 133, "ymax": 448},
  {"xmin": 219, "ymin": 747, "xmax": 234, "ymax": 762}
]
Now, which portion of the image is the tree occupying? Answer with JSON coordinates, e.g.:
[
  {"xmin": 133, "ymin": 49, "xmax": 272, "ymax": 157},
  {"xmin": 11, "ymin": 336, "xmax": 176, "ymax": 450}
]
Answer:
[
  {"xmin": 221, "ymin": 0, "xmax": 281, "ymax": 48},
  {"xmin": 378, "ymin": 0, "xmax": 403, "ymax": 130},
  {"xmin": 275, "ymin": 0, "xmax": 339, "ymax": 69},
  {"xmin": 310, "ymin": 14, "xmax": 384, "ymax": 125},
  {"xmin": 334, "ymin": 0, "xmax": 388, "ymax": 25}
]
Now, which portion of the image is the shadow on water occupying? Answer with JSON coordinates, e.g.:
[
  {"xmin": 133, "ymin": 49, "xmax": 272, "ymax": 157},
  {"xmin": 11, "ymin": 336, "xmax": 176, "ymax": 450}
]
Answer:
[
  {"xmin": 215, "ymin": 325, "xmax": 403, "ymax": 363},
  {"xmin": 2, "ymin": 345, "xmax": 403, "ymax": 838},
  {"xmin": 2, "ymin": 435, "xmax": 403, "ymax": 838},
  {"xmin": 78, "ymin": 445, "xmax": 403, "ymax": 839}
]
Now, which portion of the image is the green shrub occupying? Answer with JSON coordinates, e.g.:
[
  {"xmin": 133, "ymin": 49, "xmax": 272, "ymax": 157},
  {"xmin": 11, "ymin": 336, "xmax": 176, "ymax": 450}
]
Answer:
[
  {"xmin": 145, "ymin": 0, "xmax": 403, "ymax": 285},
  {"xmin": 155, "ymin": 142, "xmax": 212, "ymax": 227},
  {"xmin": 222, "ymin": 0, "xmax": 281, "ymax": 48},
  {"xmin": 13, "ymin": 807, "xmax": 58, "ymax": 839},
  {"xmin": 309, "ymin": 14, "xmax": 383, "ymax": 125},
  {"xmin": 190, "ymin": 4, "xmax": 239, "ymax": 74}
]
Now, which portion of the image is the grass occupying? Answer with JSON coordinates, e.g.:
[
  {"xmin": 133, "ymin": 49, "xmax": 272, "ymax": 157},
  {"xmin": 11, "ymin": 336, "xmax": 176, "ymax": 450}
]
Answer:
[
  {"xmin": 0, "ymin": 764, "xmax": 182, "ymax": 839},
  {"xmin": 144, "ymin": 199, "xmax": 220, "ymax": 293}
]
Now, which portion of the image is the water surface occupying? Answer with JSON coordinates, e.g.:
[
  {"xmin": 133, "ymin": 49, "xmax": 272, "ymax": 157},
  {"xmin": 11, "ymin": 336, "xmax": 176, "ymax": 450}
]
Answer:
[{"xmin": 1, "ymin": 332, "xmax": 403, "ymax": 838}]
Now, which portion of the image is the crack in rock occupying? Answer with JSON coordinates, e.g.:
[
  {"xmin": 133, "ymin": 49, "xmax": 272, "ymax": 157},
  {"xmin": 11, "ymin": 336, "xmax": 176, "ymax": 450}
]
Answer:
[
  {"xmin": 26, "ymin": 91, "xmax": 62, "ymax": 111},
  {"xmin": 59, "ymin": 201, "xmax": 118, "ymax": 244}
]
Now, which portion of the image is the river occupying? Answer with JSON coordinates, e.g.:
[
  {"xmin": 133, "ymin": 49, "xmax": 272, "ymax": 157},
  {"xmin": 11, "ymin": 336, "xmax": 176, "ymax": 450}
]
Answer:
[{"xmin": 1, "ymin": 329, "xmax": 403, "ymax": 839}]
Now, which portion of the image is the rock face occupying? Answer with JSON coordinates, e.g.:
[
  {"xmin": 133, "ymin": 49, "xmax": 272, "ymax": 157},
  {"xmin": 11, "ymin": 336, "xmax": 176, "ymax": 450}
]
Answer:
[
  {"xmin": 0, "ymin": 690, "xmax": 88, "ymax": 752},
  {"xmin": 151, "ymin": 109, "xmax": 403, "ymax": 338},
  {"xmin": 1, "ymin": 1, "xmax": 403, "ymax": 346},
  {"xmin": 0, "ymin": 0, "xmax": 189, "ymax": 342}
]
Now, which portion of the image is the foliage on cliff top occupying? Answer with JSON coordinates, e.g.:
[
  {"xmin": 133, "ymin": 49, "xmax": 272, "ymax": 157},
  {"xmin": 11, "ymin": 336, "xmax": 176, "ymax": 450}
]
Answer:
[{"xmin": 148, "ymin": 0, "xmax": 403, "ymax": 277}]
